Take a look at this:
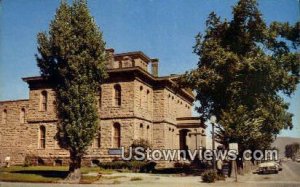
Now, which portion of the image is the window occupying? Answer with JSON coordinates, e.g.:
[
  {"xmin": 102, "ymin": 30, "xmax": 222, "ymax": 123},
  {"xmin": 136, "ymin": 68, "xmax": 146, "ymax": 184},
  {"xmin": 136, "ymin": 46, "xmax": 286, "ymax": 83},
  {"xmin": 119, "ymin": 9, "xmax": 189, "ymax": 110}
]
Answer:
[
  {"xmin": 94, "ymin": 129, "xmax": 101, "ymax": 148},
  {"xmin": 40, "ymin": 91, "xmax": 48, "ymax": 111},
  {"xmin": 147, "ymin": 90, "xmax": 150, "ymax": 111},
  {"xmin": 39, "ymin": 126, "xmax": 46, "ymax": 149},
  {"xmin": 99, "ymin": 87, "xmax": 102, "ymax": 108},
  {"xmin": 146, "ymin": 125, "xmax": 150, "ymax": 141},
  {"xmin": 2, "ymin": 109, "xmax": 7, "ymax": 124},
  {"xmin": 113, "ymin": 123, "xmax": 121, "ymax": 148},
  {"xmin": 140, "ymin": 86, "xmax": 143, "ymax": 107},
  {"xmin": 114, "ymin": 84, "xmax": 121, "ymax": 107},
  {"xmin": 140, "ymin": 123, "xmax": 144, "ymax": 137},
  {"xmin": 20, "ymin": 108, "xmax": 25, "ymax": 124},
  {"xmin": 168, "ymin": 94, "xmax": 171, "ymax": 113}
]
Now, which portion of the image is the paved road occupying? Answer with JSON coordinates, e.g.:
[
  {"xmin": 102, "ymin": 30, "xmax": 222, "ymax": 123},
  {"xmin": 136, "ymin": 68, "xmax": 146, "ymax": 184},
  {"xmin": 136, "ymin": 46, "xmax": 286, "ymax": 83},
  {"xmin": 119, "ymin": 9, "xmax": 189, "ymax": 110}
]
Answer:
[
  {"xmin": 232, "ymin": 160, "xmax": 300, "ymax": 187},
  {"xmin": 0, "ymin": 161, "xmax": 299, "ymax": 187}
]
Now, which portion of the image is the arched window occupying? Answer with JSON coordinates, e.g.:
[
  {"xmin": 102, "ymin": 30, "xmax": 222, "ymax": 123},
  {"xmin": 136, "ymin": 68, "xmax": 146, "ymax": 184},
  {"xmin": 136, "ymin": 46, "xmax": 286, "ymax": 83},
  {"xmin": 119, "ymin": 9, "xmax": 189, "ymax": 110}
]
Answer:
[
  {"xmin": 39, "ymin": 126, "xmax": 46, "ymax": 149},
  {"xmin": 146, "ymin": 125, "xmax": 150, "ymax": 141},
  {"xmin": 94, "ymin": 128, "xmax": 101, "ymax": 148},
  {"xmin": 2, "ymin": 109, "xmax": 7, "ymax": 124},
  {"xmin": 20, "ymin": 108, "xmax": 25, "ymax": 124},
  {"xmin": 140, "ymin": 123, "xmax": 144, "ymax": 137},
  {"xmin": 99, "ymin": 87, "xmax": 102, "ymax": 108},
  {"xmin": 146, "ymin": 90, "xmax": 150, "ymax": 111},
  {"xmin": 113, "ymin": 123, "xmax": 121, "ymax": 148},
  {"xmin": 139, "ymin": 86, "xmax": 143, "ymax": 107},
  {"xmin": 40, "ymin": 91, "xmax": 48, "ymax": 111},
  {"xmin": 167, "ymin": 94, "xmax": 171, "ymax": 115},
  {"xmin": 172, "ymin": 128, "xmax": 175, "ymax": 149},
  {"xmin": 114, "ymin": 84, "xmax": 121, "ymax": 107}
]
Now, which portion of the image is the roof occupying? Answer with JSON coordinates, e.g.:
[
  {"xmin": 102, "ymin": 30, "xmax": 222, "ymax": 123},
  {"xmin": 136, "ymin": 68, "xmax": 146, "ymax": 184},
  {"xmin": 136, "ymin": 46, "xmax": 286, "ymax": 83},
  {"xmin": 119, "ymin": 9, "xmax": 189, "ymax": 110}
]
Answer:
[
  {"xmin": 114, "ymin": 51, "xmax": 151, "ymax": 63},
  {"xmin": 176, "ymin": 117, "xmax": 206, "ymax": 129},
  {"xmin": 0, "ymin": 99, "xmax": 29, "ymax": 104},
  {"xmin": 22, "ymin": 66, "xmax": 195, "ymax": 103}
]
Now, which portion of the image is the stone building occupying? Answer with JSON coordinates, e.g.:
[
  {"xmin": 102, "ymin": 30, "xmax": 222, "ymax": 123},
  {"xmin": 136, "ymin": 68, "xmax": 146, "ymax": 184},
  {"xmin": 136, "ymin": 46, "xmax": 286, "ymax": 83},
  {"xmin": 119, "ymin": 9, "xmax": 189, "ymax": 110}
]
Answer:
[{"xmin": 0, "ymin": 49, "xmax": 206, "ymax": 167}]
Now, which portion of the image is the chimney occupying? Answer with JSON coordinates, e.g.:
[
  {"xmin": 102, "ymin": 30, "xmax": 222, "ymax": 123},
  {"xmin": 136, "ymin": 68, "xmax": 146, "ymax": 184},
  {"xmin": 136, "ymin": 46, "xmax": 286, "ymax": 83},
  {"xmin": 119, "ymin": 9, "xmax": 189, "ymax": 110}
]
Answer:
[
  {"xmin": 151, "ymin": 58, "xmax": 159, "ymax": 77},
  {"xmin": 105, "ymin": 48, "xmax": 115, "ymax": 69}
]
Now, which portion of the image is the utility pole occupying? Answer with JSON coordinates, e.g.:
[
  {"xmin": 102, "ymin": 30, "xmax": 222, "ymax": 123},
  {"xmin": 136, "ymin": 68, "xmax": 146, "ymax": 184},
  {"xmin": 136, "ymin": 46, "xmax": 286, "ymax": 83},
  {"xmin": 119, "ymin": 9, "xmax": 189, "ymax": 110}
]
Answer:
[{"xmin": 210, "ymin": 115, "xmax": 217, "ymax": 171}]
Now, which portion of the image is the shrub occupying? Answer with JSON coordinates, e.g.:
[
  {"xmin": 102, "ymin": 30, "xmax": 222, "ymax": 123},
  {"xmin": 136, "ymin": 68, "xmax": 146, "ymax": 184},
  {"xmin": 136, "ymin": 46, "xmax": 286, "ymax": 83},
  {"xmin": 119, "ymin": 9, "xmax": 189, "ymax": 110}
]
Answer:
[
  {"xmin": 202, "ymin": 170, "xmax": 217, "ymax": 183},
  {"xmin": 130, "ymin": 161, "xmax": 156, "ymax": 173},
  {"xmin": 142, "ymin": 161, "xmax": 156, "ymax": 173},
  {"xmin": 174, "ymin": 162, "xmax": 190, "ymax": 168},
  {"xmin": 131, "ymin": 139, "xmax": 151, "ymax": 161},
  {"xmin": 23, "ymin": 155, "xmax": 33, "ymax": 167},
  {"xmin": 127, "ymin": 161, "xmax": 146, "ymax": 171},
  {"xmin": 99, "ymin": 161, "xmax": 127, "ymax": 169},
  {"xmin": 98, "ymin": 160, "xmax": 156, "ymax": 173}
]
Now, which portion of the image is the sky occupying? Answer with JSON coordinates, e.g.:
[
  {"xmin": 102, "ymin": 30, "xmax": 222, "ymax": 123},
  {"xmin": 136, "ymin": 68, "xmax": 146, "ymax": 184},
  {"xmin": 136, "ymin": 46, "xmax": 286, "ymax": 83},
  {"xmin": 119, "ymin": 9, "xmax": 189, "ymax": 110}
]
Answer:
[{"xmin": 0, "ymin": 0, "xmax": 299, "ymax": 138}]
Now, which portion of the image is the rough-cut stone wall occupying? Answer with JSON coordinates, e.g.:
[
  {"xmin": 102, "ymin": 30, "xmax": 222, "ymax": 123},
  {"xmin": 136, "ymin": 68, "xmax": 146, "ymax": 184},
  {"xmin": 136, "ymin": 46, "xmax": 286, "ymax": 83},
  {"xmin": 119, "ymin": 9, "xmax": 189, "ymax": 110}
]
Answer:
[
  {"xmin": 185, "ymin": 128, "xmax": 206, "ymax": 150},
  {"xmin": 27, "ymin": 88, "xmax": 57, "ymax": 122},
  {"xmin": 0, "ymin": 70, "xmax": 204, "ymax": 167},
  {"xmin": 99, "ymin": 81, "xmax": 135, "ymax": 119},
  {"xmin": 133, "ymin": 119, "xmax": 153, "ymax": 145},
  {"xmin": 164, "ymin": 89, "xmax": 192, "ymax": 124},
  {"xmin": 0, "ymin": 100, "xmax": 29, "ymax": 165},
  {"xmin": 134, "ymin": 80, "xmax": 153, "ymax": 121},
  {"xmin": 133, "ymin": 58, "xmax": 148, "ymax": 71}
]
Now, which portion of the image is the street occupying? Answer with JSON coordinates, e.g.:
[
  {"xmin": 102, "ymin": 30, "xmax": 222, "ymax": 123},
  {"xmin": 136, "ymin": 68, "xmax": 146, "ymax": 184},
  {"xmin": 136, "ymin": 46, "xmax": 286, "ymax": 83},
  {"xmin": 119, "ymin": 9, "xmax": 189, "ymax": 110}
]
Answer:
[
  {"xmin": 0, "ymin": 161, "xmax": 299, "ymax": 187},
  {"xmin": 234, "ymin": 160, "xmax": 300, "ymax": 187}
]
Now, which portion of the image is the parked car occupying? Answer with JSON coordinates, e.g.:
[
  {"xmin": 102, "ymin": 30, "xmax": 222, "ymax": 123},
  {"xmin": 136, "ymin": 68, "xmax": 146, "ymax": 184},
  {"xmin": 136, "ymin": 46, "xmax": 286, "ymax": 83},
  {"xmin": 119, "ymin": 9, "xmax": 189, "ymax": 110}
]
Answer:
[
  {"xmin": 257, "ymin": 162, "xmax": 279, "ymax": 174},
  {"xmin": 296, "ymin": 158, "xmax": 300, "ymax": 162}
]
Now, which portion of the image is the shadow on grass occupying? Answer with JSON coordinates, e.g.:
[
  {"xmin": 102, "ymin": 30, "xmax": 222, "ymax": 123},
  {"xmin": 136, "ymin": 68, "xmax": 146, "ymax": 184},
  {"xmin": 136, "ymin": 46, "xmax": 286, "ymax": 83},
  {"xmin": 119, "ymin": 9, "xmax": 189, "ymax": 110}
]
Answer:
[{"xmin": 11, "ymin": 170, "xmax": 68, "ymax": 178}]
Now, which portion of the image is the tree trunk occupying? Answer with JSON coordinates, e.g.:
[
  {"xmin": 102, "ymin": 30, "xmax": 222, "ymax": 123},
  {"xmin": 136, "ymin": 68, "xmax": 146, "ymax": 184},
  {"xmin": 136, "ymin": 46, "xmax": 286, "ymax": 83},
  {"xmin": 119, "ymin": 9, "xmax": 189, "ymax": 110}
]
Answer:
[{"xmin": 66, "ymin": 151, "xmax": 82, "ymax": 182}]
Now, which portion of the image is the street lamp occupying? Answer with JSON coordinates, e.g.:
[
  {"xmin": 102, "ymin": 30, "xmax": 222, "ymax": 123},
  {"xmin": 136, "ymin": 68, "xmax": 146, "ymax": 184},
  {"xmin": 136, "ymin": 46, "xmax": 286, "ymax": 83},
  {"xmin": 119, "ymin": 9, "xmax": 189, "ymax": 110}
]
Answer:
[{"xmin": 210, "ymin": 115, "xmax": 217, "ymax": 171}]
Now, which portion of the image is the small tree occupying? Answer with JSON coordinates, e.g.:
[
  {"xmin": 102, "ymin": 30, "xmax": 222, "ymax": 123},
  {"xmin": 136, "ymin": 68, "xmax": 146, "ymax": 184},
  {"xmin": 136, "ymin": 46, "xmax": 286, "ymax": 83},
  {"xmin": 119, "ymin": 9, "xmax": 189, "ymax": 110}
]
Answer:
[{"xmin": 36, "ymin": 0, "xmax": 107, "ymax": 180}]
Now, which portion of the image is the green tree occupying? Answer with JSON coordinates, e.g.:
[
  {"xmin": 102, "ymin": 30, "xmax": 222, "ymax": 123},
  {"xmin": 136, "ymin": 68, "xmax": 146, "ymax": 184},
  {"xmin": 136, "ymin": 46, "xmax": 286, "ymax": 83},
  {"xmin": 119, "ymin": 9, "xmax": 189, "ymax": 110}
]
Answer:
[
  {"xmin": 285, "ymin": 143, "xmax": 300, "ymax": 160},
  {"xmin": 36, "ymin": 0, "xmax": 107, "ymax": 180},
  {"xmin": 180, "ymin": 0, "xmax": 299, "ymax": 151}
]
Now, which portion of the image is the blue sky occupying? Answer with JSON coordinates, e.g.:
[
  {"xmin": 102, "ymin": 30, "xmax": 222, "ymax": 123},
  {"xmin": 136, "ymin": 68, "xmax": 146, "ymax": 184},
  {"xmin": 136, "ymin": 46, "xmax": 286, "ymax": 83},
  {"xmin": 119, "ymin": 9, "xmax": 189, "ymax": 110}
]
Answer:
[{"xmin": 0, "ymin": 0, "xmax": 299, "ymax": 138}]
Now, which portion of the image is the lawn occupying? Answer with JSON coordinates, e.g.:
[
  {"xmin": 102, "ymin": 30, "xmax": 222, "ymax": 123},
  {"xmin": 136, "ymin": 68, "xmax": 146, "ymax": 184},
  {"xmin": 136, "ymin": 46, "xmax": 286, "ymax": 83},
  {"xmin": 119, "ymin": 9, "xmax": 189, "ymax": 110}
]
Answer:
[{"xmin": 0, "ymin": 166, "xmax": 113, "ymax": 183}]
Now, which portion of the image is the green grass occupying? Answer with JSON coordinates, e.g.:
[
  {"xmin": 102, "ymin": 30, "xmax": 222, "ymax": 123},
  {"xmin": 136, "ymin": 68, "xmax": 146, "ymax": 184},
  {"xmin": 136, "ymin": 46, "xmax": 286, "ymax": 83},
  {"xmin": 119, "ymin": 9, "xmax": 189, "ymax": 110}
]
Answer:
[
  {"xmin": 0, "ymin": 166, "xmax": 113, "ymax": 183},
  {"xmin": 0, "ymin": 172, "xmax": 62, "ymax": 183}
]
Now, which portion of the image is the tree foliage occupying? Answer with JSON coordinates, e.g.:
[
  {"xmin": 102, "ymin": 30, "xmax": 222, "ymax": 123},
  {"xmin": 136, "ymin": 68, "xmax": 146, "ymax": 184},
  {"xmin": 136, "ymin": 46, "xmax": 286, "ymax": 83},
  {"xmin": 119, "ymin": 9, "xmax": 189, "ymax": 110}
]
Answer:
[
  {"xmin": 36, "ymin": 0, "xmax": 107, "ymax": 180},
  {"xmin": 285, "ymin": 143, "xmax": 300, "ymax": 160},
  {"xmin": 180, "ymin": 0, "xmax": 299, "ymax": 151}
]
